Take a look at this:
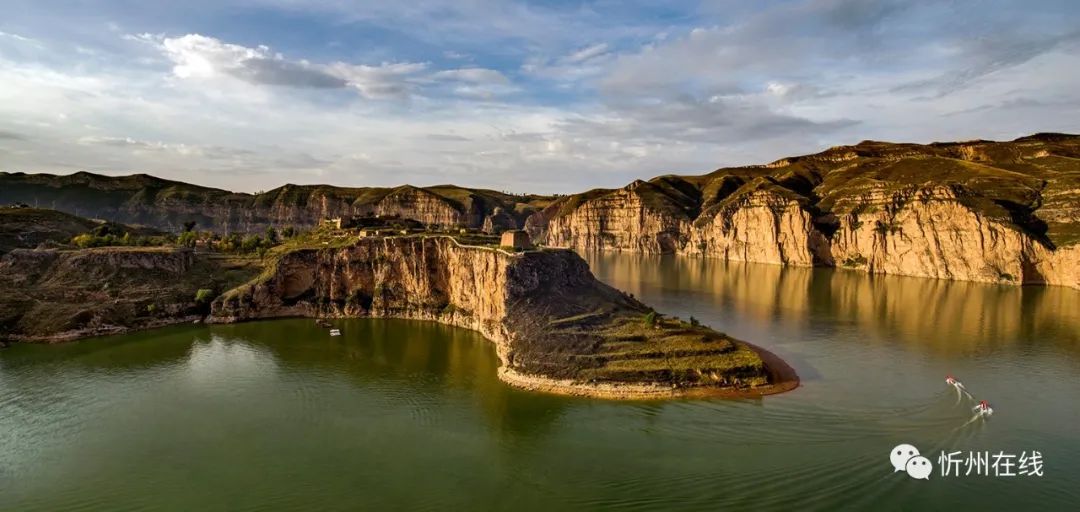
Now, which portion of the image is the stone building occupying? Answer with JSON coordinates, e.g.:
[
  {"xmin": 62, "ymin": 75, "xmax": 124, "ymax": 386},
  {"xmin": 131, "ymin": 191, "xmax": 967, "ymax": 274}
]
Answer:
[{"xmin": 500, "ymin": 230, "xmax": 533, "ymax": 251}]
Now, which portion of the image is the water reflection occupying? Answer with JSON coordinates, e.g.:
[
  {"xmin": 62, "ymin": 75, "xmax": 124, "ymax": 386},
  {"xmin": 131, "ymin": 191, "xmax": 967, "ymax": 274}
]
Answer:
[{"xmin": 585, "ymin": 252, "xmax": 1080, "ymax": 356}]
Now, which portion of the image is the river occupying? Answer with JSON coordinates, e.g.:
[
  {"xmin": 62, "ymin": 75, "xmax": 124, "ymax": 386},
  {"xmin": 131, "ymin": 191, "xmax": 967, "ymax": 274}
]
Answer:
[{"xmin": 1, "ymin": 253, "xmax": 1078, "ymax": 510}]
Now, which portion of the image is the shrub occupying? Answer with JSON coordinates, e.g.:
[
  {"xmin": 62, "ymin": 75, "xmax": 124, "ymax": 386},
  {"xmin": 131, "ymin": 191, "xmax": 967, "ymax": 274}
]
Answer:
[
  {"xmin": 642, "ymin": 311, "xmax": 657, "ymax": 327},
  {"xmin": 689, "ymin": 316, "xmax": 700, "ymax": 327},
  {"xmin": 194, "ymin": 289, "xmax": 215, "ymax": 305},
  {"xmin": 177, "ymin": 231, "xmax": 198, "ymax": 248}
]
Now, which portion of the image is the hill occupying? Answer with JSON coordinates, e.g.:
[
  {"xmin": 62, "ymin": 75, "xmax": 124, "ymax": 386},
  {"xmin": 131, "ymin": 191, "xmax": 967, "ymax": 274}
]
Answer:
[
  {"xmin": 0, "ymin": 171, "xmax": 555, "ymax": 234},
  {"xmin": 525, "ymin": 133, "xmax": 1080, "ymax": 288}
]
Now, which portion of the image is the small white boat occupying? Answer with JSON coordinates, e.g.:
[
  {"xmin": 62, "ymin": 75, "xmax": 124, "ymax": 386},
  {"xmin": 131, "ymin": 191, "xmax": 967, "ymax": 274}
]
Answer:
[{"xmin": 329, "ymin": 329, "xmax": 342, "ymax": 337}]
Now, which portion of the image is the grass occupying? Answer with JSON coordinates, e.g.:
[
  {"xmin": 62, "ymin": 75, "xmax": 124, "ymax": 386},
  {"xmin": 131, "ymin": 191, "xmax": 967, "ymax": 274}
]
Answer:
[{"xmin": 515, "ymin": 290, "xmax": 771, "ymax": 387}]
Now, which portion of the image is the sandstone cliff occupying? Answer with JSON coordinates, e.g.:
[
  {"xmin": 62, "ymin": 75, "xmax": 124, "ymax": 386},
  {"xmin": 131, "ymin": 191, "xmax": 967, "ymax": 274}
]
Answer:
[
  {"xmin": 526, "ymin": 134, "xmax": 1080, "ymax": 288},
  {"xmin": 209, "ymin": 236, "xmax": 784, "ymax": 394},
  {"xmin": 0, "ymin": 172, "xmax": 551, "ymax": 234}
]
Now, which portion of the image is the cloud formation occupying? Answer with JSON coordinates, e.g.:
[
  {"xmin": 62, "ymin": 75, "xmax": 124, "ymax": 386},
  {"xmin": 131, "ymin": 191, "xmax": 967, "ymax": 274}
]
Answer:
[{"xmin": 0, "ymin": 0, "xmax": 1077, "ymax": 193}]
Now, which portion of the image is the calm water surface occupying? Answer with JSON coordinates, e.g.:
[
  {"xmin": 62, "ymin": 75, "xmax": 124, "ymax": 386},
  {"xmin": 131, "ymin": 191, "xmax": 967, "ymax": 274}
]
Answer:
[{"xmin": 2, "ymin": 253, "xmax": 1079, "ymax": 511}]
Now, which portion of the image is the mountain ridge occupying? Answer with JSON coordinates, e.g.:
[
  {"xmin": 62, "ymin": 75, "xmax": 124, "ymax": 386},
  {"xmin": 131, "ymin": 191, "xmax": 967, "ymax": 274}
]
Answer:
[{"xmin": 3, "ymin": 132, "xmax": 1079, "ymax": 288}]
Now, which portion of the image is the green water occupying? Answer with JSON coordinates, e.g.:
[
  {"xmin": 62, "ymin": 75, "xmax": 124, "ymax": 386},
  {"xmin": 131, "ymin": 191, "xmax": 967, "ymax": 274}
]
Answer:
[{"xmin": 2, "ymin": 254, "xmax": 1080, "ymax": 511}]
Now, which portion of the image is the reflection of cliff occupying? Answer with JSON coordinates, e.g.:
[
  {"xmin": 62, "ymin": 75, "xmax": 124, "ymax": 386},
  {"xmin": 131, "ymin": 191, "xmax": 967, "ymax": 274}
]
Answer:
[
  {"xmin": 211, "ymin": 318, "xmax": 570, "ymax": 439},
  {"xmin": 532, "ymin": 135, "xmax": 1080, "ymax": 289},
  {"xmin": 587, "ymin": 253, "xmax": 1080, "ymax": 355}
]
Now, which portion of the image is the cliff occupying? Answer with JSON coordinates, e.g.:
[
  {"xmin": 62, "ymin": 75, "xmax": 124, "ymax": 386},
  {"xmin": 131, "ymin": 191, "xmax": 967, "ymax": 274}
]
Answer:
[
  {"xmin": 526, "ymin": 134, "xmax": 1080, "ymax": 289},
  {"xmin": 209, "ymin": 235, "xmax": 792, "ymax": 397},
  {"xmin": 6, "ymin": 133, "xmax": 1077, "ymax": 289},
  {"xmin": 0, "ymin": 172, "xmax": 553, "ymax": 234},
  {"xmin": 0, "ymin": 247, "xmax": 259, "ymax": 343}
]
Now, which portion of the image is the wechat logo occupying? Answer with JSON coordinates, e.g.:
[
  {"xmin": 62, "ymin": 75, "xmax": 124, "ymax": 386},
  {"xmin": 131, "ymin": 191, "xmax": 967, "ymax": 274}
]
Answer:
[{"xmin": 890, "ymin": 444, "xmax": 932, "ymax": 480}]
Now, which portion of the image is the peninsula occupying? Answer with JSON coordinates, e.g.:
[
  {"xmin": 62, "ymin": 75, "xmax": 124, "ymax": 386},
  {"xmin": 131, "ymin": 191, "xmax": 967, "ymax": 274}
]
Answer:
[{"xmin": 0, "ymin": 215, "xmax": 797, "ymax": 398}]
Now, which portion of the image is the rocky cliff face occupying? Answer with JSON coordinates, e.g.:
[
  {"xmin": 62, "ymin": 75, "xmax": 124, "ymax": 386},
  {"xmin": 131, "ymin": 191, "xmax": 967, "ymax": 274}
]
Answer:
[
  {"xmin": 482, "ymin": 207, "xmax": 517, "ymax": 234},
  {"xmin": 0, "ymin": 172, "xmax": 549, "ymax": 233},
  {"xmin": 209, "ymin": 236, "xmax": 782, "ymax": 393},
  {"xmin": 526, "ymin": 134, "xmax": 1080, "ymax": 289},
  {"xmin": 0, "ymin": 247, "xmax": 257, "ymax": 342},
  {"xmin": 211, "ymin": 237, "xmax": 626, "ymax": 373},
  {"xmin": 535, "ymin": 180, "xmax": 695, "ymax": 253}
]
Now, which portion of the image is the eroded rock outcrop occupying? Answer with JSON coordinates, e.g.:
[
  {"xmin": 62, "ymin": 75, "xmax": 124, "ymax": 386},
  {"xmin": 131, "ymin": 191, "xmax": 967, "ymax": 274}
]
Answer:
[
  {"xmin": 481, "ymin": 207, "xmax": 517, "ymax": 234},
  {"xmin": 0, "ymin": 172, "xmax": 548, "ymax": 234},
  {"xmin": 0, "ymin": 247, "xmax": 256, "ymax": 343},
  {"xmin": 209, "ymin": 236, "xmax": 791, "ymax": 397},
  {"xmin": 525, "ymin": 134, "xmax": 1080, "ymax": 289},
  {"xmin": 535, "ymin": 180, "xmax": 694, "ymax": 253}
]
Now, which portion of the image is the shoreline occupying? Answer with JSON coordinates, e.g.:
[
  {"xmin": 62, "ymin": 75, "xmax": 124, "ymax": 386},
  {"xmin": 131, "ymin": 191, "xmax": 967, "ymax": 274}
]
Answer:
[
  {"xmin": 2, "ymin": 315, "xmax": 202, "ymax": 345},
  {"xmin": 497, "ymin": 340, "xmax": 799, "ymax": 400},
  {"xmin": 4, "ymin": 312, "xmax": 799, "ymax": 401}
]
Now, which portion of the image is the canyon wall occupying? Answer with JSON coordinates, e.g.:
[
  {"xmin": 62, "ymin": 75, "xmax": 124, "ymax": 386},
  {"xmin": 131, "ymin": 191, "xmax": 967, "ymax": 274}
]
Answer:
[
  {"xmin": 4, "ymin": 133, "xmax": 1076, "ymax": 289},
  {"xmin": 207, "ymin": 236, "xmax": 781, "ymax": 393},
  {"xmin": 0, "ymin": 247, "xmax": 250, "ymax": 342},
  {"xmin": 526, "ymin": 134, "xmax": 1080, "ymax": 289},
  {"xmin": 209, "ymin": 236, "xmax": 634, "ymax": 377},
  {"xmin": 0, "ymin": 172, "xmax": 548, "ymax": 234}
]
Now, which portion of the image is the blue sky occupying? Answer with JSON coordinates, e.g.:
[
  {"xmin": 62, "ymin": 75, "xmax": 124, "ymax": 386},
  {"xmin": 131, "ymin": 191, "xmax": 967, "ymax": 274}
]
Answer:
[{"xmin": 1, "ymin": 0, "xmax": 1078, "ymax": 193}]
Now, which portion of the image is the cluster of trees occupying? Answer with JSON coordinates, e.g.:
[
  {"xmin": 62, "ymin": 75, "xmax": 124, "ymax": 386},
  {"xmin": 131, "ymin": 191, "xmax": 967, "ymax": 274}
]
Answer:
[
  {"xmin": 70, "ymin": 224, "xmax": 174, "ymax": 248},
  {"xmin": 71, "ymin": 222, "xmax": 299, "ymax": 255},
  {"xmin": 210, "ymin": 227, "xmax": 281, "ymax": 255}
]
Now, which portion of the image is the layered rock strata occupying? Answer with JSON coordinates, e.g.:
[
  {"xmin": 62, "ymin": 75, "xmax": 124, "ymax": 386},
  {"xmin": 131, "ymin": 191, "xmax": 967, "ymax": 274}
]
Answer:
[
  {"xmin": 526, "ymin": 134, "xmax": 1080, "ymax": 288},
  {"xmin": 209, "ymin": 236, "xmax": 793, "ymax": 397}
]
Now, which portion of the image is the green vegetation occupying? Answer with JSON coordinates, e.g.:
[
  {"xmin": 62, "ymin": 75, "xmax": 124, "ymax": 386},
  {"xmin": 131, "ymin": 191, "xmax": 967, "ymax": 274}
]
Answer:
[
  {"xmin": 642, "ymin": 311, "xmax": 657, "ymax": 327},
  {"xmin": 194, "ymin": 288, "xmax": 215, "ymax": 305}
]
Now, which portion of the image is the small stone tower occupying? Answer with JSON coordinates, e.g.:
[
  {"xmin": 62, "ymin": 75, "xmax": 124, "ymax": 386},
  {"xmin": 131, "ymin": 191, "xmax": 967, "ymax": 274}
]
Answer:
[{"xmin": 500, "ymin": 230, "xmax": 533, "ymax": 251}]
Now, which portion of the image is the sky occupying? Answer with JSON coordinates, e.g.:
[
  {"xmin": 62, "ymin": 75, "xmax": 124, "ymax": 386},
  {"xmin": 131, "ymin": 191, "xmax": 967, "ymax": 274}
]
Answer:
[{"xmin": 1, "ymin": 0, "xmax": 1078, "ymax": 194}]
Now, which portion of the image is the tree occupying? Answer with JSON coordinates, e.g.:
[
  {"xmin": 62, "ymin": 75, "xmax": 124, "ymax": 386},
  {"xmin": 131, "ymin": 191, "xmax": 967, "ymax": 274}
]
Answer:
[
  {"xmin": 282, "ymin": 226, "xmax": 296, "ymax": 239},
  {"xmin": 225, "ymin": 233, "xmax": 243, "ymax": 252},
  {"xmin": 177, "ymin": 231, "xmax": 197, "ymax": 248},
  {"xmin": 241, "ymin": 235, "xmax": 263, "ymax": 253},
  {"xmin": 71, "ymin": 233, "xmax": 96, "ymax": 248},
  {"xmin": 265, "ymin": 226, "xmax": 279, "ymax": 244},
  {"xmin": 182, "ymin": 221, "xmax": 197, "ymax": 233}
]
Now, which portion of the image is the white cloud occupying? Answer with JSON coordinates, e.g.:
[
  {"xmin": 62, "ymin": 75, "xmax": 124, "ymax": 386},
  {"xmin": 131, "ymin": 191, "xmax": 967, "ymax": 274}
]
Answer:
[
  {"xmin": 136, "ymin": 33, "xmax": 431, "ymax": 99},
  {"xmin": 2, "ymin": 0, "xmax": 1080, "ymax": 195},
  {"xmin": 432, "ymin": 67, "xmax": 508, "ymax": 84},
  {"xmin": 564, "ymin": 43, "xmax": 608, "ymax": 64},
  {"xmin": 0, "ymin": 30, "xmax": 35, "ymax": 43}
]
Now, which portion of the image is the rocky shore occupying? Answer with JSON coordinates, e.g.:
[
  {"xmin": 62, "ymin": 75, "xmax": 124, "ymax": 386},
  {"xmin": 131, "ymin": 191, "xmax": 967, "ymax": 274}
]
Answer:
[{"xmin": 208, "ymin": 235, "xmax": 796, "ymax": 398}]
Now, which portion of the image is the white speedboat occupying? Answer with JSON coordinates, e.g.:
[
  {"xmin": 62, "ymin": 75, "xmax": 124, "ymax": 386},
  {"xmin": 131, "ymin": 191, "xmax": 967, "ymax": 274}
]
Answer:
[{"xmin": 329, "ymin": 329, "xmax": 341, "ymax": 337}]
